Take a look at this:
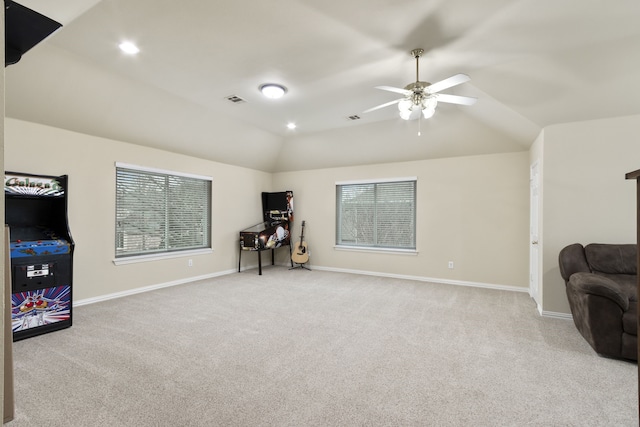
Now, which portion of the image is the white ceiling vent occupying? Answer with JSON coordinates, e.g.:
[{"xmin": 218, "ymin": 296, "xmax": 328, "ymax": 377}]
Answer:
[
  {"xmin": 347, "ymin": 115, "xmax": 361, "ymax": 121},
  {"xmin": 225, "ymin": 95, "xmax": 246, "ymax": 104}
]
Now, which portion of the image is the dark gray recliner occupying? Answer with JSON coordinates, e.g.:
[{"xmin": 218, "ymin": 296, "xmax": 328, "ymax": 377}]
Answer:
[{"xmin": 559, "ymin": 243, "xmax": 638, "ymax": 361}]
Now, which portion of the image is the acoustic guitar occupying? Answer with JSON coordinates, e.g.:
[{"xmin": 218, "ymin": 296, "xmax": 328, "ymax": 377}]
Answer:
[{"xmin": 291, "ymin": 220, "xmax": 309, "ymax": 264}]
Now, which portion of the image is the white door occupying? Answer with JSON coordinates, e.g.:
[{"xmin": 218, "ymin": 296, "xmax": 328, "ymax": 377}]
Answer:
[{"xmin": 529, "ymin": 162, "xmax": 541, "ymax": 306}]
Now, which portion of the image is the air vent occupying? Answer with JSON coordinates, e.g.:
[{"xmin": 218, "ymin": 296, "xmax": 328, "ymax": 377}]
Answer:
[
  {"xmin": 347, "ymin": 115, "xmax": 361, "ymax": 121},
  {"xmin": 225, "ymin": 95, "xmax": 246, "ymax": 104}
]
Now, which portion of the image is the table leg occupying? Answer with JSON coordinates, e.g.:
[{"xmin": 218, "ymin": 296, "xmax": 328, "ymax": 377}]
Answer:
[{"xmin": 289, "ymin": 244, "xmax": 293, "ymax": 267}]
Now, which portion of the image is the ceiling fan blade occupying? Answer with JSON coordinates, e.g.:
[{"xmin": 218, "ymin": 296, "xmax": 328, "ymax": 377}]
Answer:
[
  {"xmin": 375, "ymin": 86, "xmax": 411, "ymax": 96},
  {"xmin": 362, "ymin": 98, "xmax": 403, "ymax": 114},
  {"xmin": 436, "ymin": 93, "xmax": 477, "ymax": 106},
  {"xmin": 426, "ymin": 74, "xmax": 471, "ymax": 94}
]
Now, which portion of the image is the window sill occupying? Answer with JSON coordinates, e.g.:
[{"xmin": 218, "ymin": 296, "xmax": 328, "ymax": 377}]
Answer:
[
  {"xmin": 113, "ymin": 248, "xmax": 213, "ymax": 265},
  {"xmin": 334, "ymin": 245, "xmax": 418, "ymax": 256}
]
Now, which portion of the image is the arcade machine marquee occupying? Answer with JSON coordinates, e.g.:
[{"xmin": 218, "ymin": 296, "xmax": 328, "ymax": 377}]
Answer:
[{"xmin": 5, "ymin": 172, "xmax": 74, "ymax": 341}]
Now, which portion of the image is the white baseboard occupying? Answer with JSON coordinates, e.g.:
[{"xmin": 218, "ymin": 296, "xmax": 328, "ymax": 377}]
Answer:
[
  {"xmin": 73, "ymin": 269, "xmax": 237, "ymax": 307},
  {"xmin": 310, "ymin": 265, "xmax": 529, "ymax": 293},
  {"xmin": 312, "ymin": 266, "xmax": 577, "ymax": 319},
  {"xmin": 540, "ymin": 310, "xmax": 573, "ymax": 320},
  {"xmin": 75, "ymin": 263, "xmax": 571, "ymax": 321}
]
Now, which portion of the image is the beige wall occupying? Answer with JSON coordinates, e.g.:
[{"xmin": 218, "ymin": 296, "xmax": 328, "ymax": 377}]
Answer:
[
  {"xmin": 5, "ymin": 118, "xmax": 273, "ymax": 302},
  {"xmin": 273, "ymin": 152, "xmax": 530, "ymax": 288},
  {"xmin": 540, "ymin": 114, "xmax": 640, "ymax": 314},
  {"xmin": 8, "ymin": 114, "xmax": 637, "ymax": 316},
  {"xmin": 4, "ymin": 119, "xmax": 532, "ymax": 305}
]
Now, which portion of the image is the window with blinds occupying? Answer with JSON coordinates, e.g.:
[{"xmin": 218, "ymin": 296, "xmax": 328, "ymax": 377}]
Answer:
[
  {"xmin": 336, "ymin": 179, "xmax": 416, "ymax": 250},
  {"xmin": 115, "ymin": 165, "xmax": 212, "ymax": 258}
]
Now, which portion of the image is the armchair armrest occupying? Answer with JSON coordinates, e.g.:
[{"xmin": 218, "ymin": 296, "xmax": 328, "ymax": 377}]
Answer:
[{"xmin": 568, "ymin": 272, "xmax": 629, "ymax": 311}]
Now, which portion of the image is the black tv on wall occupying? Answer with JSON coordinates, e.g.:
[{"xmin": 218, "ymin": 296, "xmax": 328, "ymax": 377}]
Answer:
[{"xmin": 5, "ymin": 0, "xmax": 62, "ymax": 66}]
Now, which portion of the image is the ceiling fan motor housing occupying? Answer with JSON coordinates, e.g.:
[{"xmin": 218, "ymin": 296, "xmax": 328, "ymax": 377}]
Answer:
[{"xmin": 404, "ymin": 82, "xmax": 434, "ymax": 107}]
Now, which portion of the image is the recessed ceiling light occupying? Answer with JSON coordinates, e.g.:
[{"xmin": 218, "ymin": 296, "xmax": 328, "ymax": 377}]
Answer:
[
  {"xmin": 119, "ymin": 41, "xmax": 140, "ymax": 55},
  {"xmin": 260, "ymin": 84, "xmax": 287, "ymax": 99},
  {"xmin": 287, "ymin": 123, "xmax": 297, "ymax": 130}
]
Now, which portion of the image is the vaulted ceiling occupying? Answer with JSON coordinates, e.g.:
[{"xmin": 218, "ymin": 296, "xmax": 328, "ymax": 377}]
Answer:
[{"xmin": 6, "ymin": 0, "xmax": 640, "ymax": 172}]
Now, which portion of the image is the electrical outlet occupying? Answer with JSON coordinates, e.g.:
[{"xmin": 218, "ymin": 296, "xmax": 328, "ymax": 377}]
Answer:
[
  {"xmin": 448, "ymin": 261, "xmax": 454, "ymax": 269},
  {"xmin": 188, "ymin": 259, "xmax": 193, "ymax": 267}
]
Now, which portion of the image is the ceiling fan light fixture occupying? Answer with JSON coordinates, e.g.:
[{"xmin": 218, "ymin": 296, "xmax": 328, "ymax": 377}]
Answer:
[
  {"xmin": 422, "ymin": 108, "xmax": 436, "ymax": 119},
  {"xmin": 260, "ymin": 84, "xmax": 287, "ymax": 99},
  {"xmin": 422, "ymin": 97, "xmax": 437, "ymax": 119},
  {"xmin": 399, "ymin": 109, "xmax": 413, "ymax": 120},
  {"xmin": 398, "ymin": 96, "xmax": 436, "ymax": 120},
  {"xmin": 398, "ymin": 98, "xmax": 413, "ymax": 113}
]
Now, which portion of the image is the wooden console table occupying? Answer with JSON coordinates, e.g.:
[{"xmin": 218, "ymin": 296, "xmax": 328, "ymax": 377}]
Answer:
[{"xmin": 626, "ymin": 168, "xmax": 640, "ymax": 416}]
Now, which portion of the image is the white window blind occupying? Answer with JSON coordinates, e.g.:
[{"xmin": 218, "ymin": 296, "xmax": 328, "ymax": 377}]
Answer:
[
  {"xmin": 116, "ymin": 166, "xmax": 211, "ymax": 258},
  {"xmin": 336, "ymin": 179, "xmax": 416, "ymax": 249}
]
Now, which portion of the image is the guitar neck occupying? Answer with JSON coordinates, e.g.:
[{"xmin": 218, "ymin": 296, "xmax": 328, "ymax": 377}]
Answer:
[{"xmin": 299, "ymin": 221, "xmax": 306, "ymax": 243}]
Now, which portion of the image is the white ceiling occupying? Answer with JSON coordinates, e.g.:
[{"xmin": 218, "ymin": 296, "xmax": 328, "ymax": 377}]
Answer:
[{"xmin": 6, "ymin": 0, "xmax": 640, "ymax": 172}]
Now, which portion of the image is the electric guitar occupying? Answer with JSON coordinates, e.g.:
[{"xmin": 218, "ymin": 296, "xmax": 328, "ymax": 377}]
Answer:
[{"xmin": 291, "ymin": 220, "xmax": 309, "ymax": 264}]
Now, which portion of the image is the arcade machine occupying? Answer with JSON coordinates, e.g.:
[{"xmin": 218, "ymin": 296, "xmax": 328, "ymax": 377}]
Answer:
[
  {"xmin": 5, "ymin": 172, "xmax": 74, "ymax": 341},
  {"xmin": 238, "ymin": 191, "xmax": 293, "ymax": 274}
]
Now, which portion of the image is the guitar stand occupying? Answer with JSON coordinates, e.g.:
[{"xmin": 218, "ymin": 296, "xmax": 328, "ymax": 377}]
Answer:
[{"xmin": 289, "ymin": 262, "xmax": 311, "ymax": 271}]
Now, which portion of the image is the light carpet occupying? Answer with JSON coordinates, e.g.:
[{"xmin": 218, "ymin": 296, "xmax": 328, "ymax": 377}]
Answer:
[{"xmin": 6, "ymin": 267, "xmax": 638, "ymax": 426}]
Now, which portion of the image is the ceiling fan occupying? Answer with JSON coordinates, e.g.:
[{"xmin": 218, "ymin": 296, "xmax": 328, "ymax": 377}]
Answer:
[{"xmin": 363, "ymin": 48, "xmax": 477, "ymax": 121}]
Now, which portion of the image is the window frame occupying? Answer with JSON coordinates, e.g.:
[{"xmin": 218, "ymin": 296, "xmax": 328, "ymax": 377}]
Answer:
[
  {"xmin": 114, "ymin": 162, "xmax": 213, "ymax": 264},
  {"xmin": 335, "ymin": 177, "xmax": 417, "ymax": 253}
]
